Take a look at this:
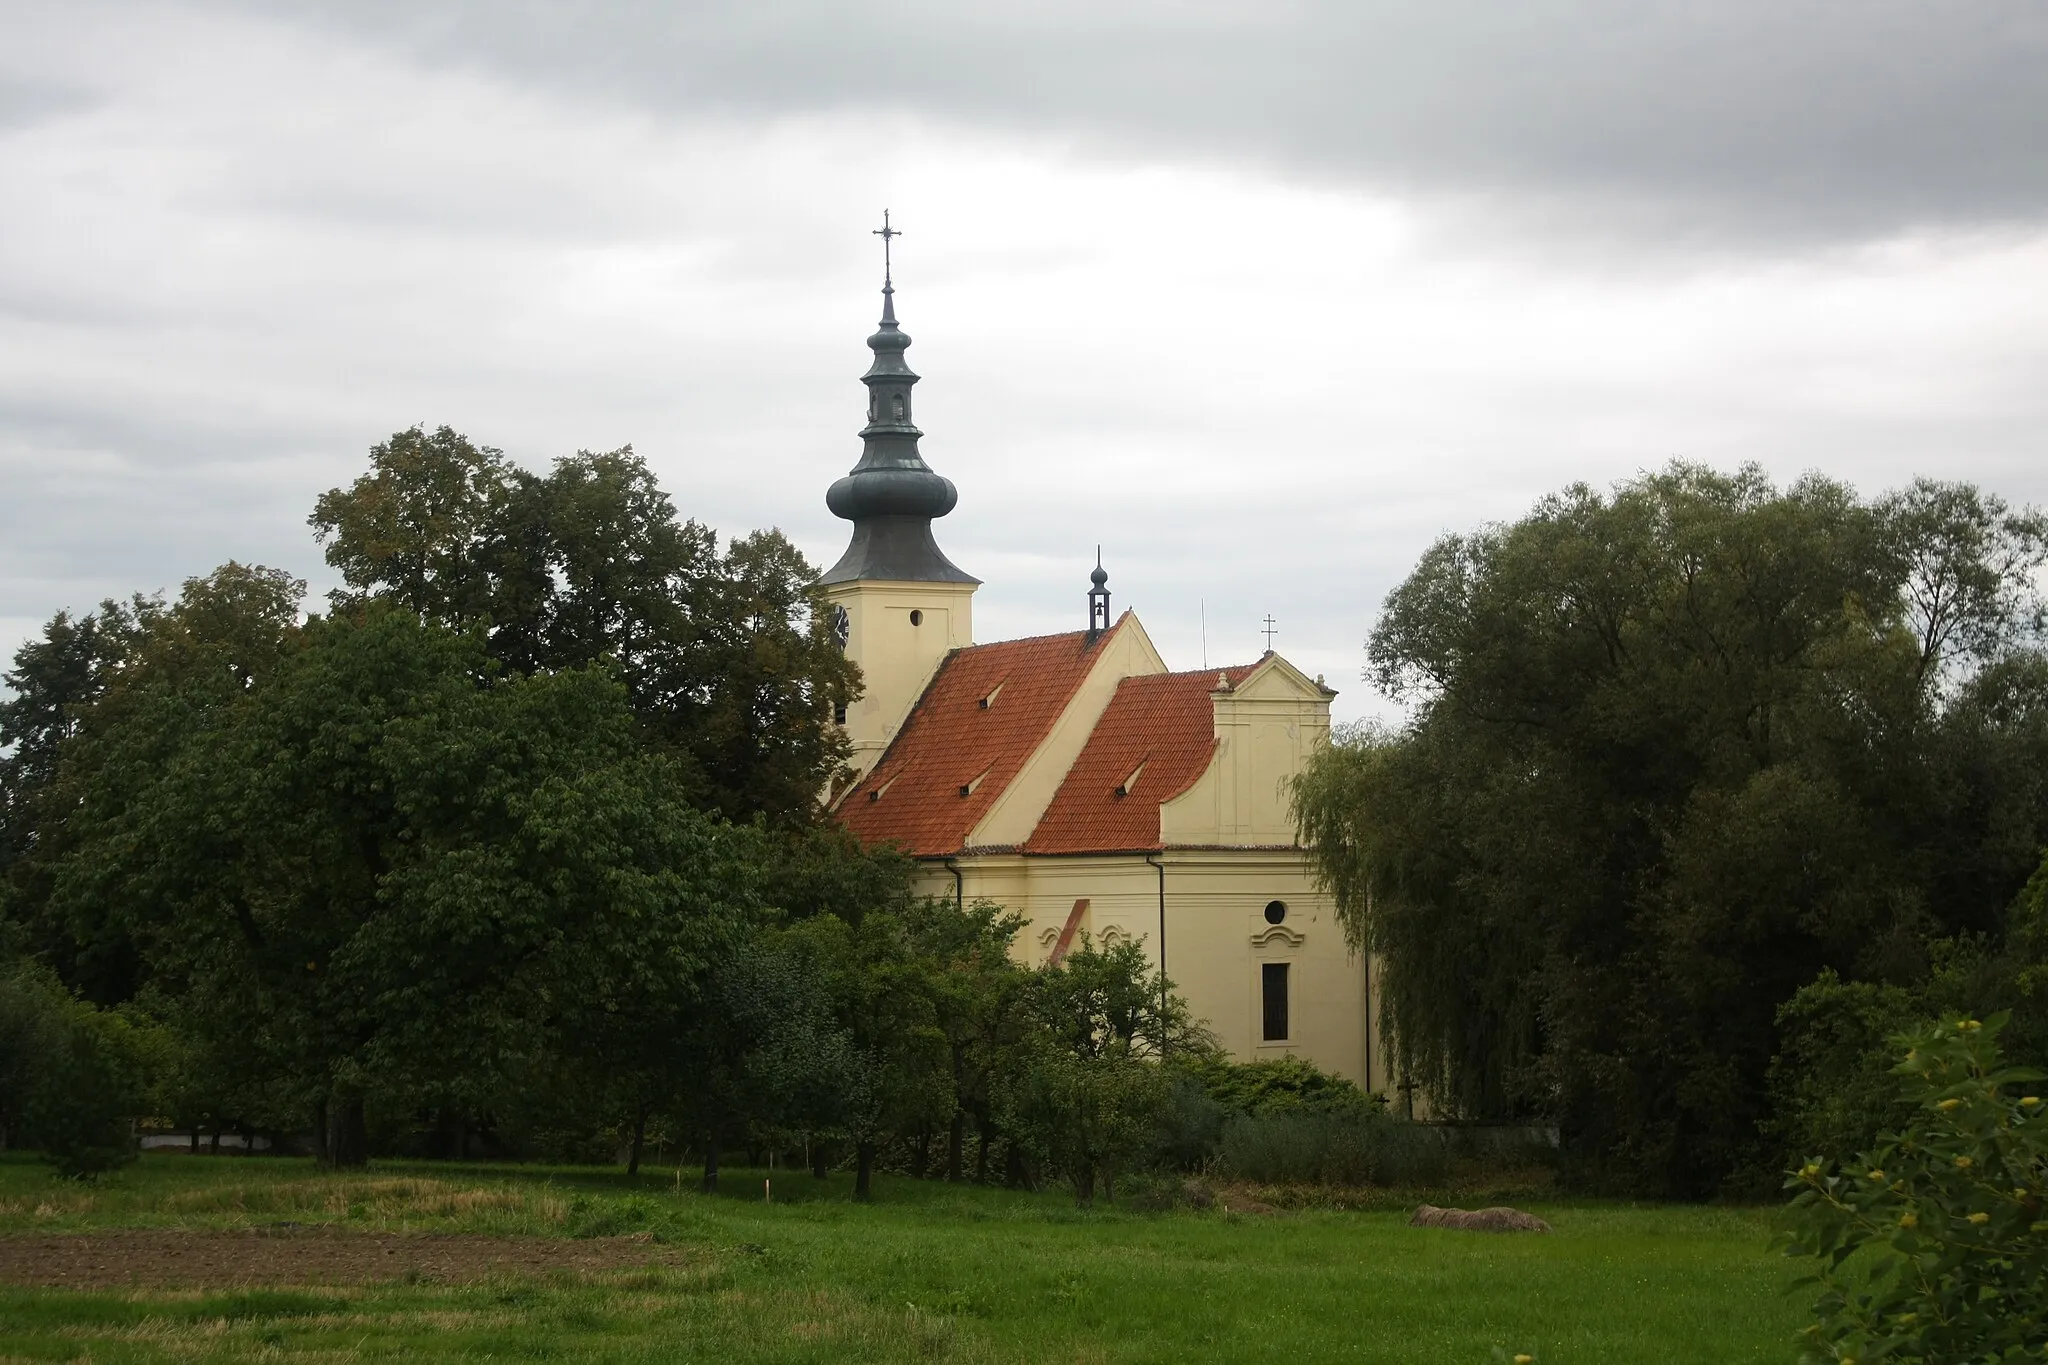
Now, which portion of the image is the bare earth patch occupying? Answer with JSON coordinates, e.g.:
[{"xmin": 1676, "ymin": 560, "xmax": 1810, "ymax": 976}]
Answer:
[{"xmin": 0, "ymin": 1229, "xmax": 693, "ymax": 1288}]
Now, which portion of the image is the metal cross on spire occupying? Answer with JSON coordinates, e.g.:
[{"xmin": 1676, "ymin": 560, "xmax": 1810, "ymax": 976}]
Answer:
[
  {"xmin": 873, "ymin": 210, "xmax": 902, "ymax": 287},
  {"xmin": 1262, "ymin": 615, "xmax": 1279, "ymax": 650}
]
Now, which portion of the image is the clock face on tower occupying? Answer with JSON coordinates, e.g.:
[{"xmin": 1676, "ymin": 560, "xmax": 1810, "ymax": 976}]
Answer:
[{"xmin": 830, "ymin": 604, "xmax": 850, "ymax": 651}]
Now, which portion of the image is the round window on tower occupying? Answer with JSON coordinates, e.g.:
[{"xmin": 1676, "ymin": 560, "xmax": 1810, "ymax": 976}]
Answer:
[
  {"xmin": 1264, "ymin": 900, "xmax": 1288, "ymax": 925},
  {"xmin": 909, "ymin": 609, "xmax": 923, "ymax": 626}
]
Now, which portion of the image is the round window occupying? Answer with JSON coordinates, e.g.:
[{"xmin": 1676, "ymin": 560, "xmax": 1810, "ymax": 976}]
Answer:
[
  {"xmin": 909, "ymin": 609, "xmax": 924, "ymax": 626},
  {"xmin": 1264, "ymin": 900, "xmax": 1287, "ymax": 925}
]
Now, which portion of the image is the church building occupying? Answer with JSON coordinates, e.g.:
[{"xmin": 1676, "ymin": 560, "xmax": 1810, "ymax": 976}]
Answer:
[{"xmin": 819, "ymin": 237, "xmax": 1372, "ymax": 1087}]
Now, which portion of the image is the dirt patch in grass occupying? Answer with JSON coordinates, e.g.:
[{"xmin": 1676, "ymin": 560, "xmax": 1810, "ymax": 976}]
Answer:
[{"xmin": 0, "ymin": 1229, "xmax": 693, "ymax": 1288}]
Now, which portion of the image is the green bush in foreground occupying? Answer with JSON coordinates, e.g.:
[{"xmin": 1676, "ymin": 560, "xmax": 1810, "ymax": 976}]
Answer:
[{"xmin": 1784, "ymin": 1013, "xmax": 2047, "ymax": 1364}]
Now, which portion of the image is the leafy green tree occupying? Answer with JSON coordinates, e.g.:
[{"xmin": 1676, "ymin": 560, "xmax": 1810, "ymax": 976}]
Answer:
[
  {"xmin": 783, "ymin": 908, "xmax": 955, "ymax": 1200},
  {"xmin": 307, "ymin": 425, "xmax": 509, "ymax": 626},
  {"xmin": 1295, "ymin": 465, "xmax": 2048, "ymax": 1194},
  {"xmin": 3, "ymin": 566, "xmax": 301, "ymax": 1004},
  {"xmin": 311, "ymin": 428, "xmax": 858, "ymax": 824},
  {"xmin": 49, "ymin": 606, "xmax": 755, "ymax": 1164},
  {"xmin": 1, "ymin": 596, "xmax": 154, "ymax": 985},
  {"xmin": 895, "ymin": 897, "xmax": 1030, "ymax": 1181},
  {"xmin": 1784, "ymin": 1014, "xmax": 2047, "ymax": 1364},
  {"xmin": 999, "ymin": 938, "xmax": 1210, "ymax": 1204}
]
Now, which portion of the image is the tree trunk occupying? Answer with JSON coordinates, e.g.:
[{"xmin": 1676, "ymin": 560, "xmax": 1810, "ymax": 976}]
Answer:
[
  {"xmin": 701, "ymin": 1136, "xmax": 720, "ymax": 1194},
  {"xmin": 945, "ymin": 1109, "xmax": 966, "ymax": 1182},
  {"xmin": 974, "ymin": 1116, "xmax": 992, "ymax": 1185},
  {"xmin": 811, "ymin": 1140, "xmax": 831, "ymax": 1179},
  {"xmin": 324, "ymin": 1097, "xmax": 368, "ymax": 1168},
  {"xmin": 626, "ymin": 1104, "xmax": 648, "ymax": 1177},
  {"xmin": 189, "ymin": 1128, "xmax": 200, "ymax": 1154},
  {"xmin": 854, "ymin": 1139, "xmax": 877, "ymax": 1202},
  {"xmin": 1103, "ymin": 1165, "xmax": 1115, "ymax": 1205},
  {"xmin": 1074, "ymin": 1163, "xmax": 1095, "ymax": 1207},
  {"xmin": 209, "ymin": 1128, "xmax": 221, "ymax": 1156}
]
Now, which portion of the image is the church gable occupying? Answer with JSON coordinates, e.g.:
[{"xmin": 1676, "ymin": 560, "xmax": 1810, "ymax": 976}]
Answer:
[
  {"xmin": 834, "ymin": 619, "xmax": 1129, "ymax": 857},
  {"xmin": 1023, "ymin": 663, "xmax": 1258, "ymax": 854},
  {"xmin": 1160, "ymin": 652, "xmax": 1337, "ymax": 847}
]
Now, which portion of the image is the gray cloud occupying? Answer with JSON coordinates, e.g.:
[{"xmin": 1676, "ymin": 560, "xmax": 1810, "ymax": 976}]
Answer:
[
  {"xmin": 4, "ymin": 2, "xmax": 2047, "ymax": 726},
  {"xmin": 204, "ymin": 0, "xmax": 2048, "ymax": 246}
]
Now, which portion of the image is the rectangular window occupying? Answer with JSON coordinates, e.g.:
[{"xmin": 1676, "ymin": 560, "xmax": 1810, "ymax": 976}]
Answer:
[{"xmin": 1261, "ymin": 962, "xmax": 1290, "ymax": 1042}]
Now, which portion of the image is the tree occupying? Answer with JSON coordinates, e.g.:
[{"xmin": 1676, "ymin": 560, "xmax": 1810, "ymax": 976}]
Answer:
[
  {"xmin": 311, "ymin": 428, "xmax": 858, "ymax": 824},
  {"xmin": 3, "ymin": 566, "xmax": 301, "ymax": 1004},
  {"xmin": 1295, "ymin": 464, "xmax": 2048, "ymax": 1194},
  {"xmin": 998, "ymin": 938, "xmax": 1210, "ymax": 1204},
  {"xmin": 783, "ymin": 908, "xmax": 955, "ymax": 1200},
  {"xmin": 47, "ymin": 606, "xmax": 757, "ymax": 1165}
]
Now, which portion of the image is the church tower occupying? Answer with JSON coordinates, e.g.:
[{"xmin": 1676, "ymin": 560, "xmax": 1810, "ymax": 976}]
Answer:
[{"xmin": 821, "ymin": 214, "xmax": 979, "ymax": 781}]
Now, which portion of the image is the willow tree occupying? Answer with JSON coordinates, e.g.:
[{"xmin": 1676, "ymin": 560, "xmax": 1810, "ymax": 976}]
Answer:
[{"xmin": 1293, "ymin": 464, "xmax": 2048, "ymax": 1195}]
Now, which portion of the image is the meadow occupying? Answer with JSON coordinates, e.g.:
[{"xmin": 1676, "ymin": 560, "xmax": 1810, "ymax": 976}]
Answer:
[{"xmin": 0, "ymin": 1153, "xmax": 1805, "ymax": 1364}]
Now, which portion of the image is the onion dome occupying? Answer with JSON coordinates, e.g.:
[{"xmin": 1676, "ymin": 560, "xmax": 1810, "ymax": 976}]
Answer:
[{"xmin": 821, "ymin": 213, "xmax": 978, "ymax": 586}]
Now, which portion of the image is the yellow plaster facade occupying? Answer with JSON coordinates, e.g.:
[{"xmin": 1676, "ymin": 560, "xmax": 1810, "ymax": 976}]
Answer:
[
  {"xmin": 833, "ymin": 610, "xmax": 1375, "ymax": 1088},
  {"xmin": 912, "ymin": 848, "xmax": 1375, "ymax": 1088},
  {"xmin": 1162, "ymin": 654, "xmax": 1334, "ymax": 847},
  {"xmin": 824, "ymin": 577, "xmax": 977, "ymax": 782}
]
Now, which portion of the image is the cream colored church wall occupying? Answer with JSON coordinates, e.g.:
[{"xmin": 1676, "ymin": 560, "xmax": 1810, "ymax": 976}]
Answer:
[
  {"xmin": 823, "ymin": 578, "xmax": 976, "ymax": 781},
  {"xmin": 910, "ymin": 851, "xmax": 1371, "ymax": 1089},
  {"xmin": 967, "ymin": 619, "xmax": 1166, "ymax": 848}
]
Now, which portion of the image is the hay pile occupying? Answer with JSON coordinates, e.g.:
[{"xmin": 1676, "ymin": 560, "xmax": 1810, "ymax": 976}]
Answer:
[{"xmin": 1408, "ymin": 1204, "xmax": 1551, "ymax": 1233}]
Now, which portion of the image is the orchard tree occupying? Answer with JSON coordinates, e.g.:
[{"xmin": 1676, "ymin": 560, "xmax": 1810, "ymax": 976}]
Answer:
[
  {"xmin": 999, "ymin": 938, "xmax": 1210, "ymax": 1204},
  {"xmin": 48, "ymin": 605, "xmax": 758, "ymax": 1164}
]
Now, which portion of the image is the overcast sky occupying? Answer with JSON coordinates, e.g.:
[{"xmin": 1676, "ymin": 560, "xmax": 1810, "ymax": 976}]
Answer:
[{"xmin": 4, "ymin": 1, "xmax": 2046, "ymax": 721}]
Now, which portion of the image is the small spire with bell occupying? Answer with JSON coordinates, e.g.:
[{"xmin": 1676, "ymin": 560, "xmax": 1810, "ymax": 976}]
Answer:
[{"xmin": 1087, "ymin": 549, "xmax": 1111, "ymax": 640}]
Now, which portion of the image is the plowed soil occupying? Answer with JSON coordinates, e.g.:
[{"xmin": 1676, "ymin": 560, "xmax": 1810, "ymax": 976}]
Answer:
[{"xmin": 0, "ymin": 1229, "xmax": 691, "ymax": 1288}]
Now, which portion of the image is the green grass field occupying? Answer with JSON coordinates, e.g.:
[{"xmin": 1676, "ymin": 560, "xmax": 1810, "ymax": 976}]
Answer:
[{"xmin": 0, "ymin": 1153, "xmax": 1805, "ymax": 1363}]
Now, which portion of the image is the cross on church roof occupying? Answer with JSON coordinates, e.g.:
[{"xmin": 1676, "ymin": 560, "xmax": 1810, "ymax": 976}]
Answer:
[
  {"xmin": 873, "ymin": 210, "xmax": 902, "ymax": 287},
  {"xmin": 1262, "ymin": 614, "xmax": 1279, "ymax": 651}
]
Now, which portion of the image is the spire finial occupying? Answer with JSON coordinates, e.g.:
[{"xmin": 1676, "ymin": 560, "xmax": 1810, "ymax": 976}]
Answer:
[
  {"xmin": 1087, "ymin": 548, "xmax": 1111, "ymax": 640},
  {"xmin": 873, "ymin": 210, "xmax": 902, "ymax": 320}
]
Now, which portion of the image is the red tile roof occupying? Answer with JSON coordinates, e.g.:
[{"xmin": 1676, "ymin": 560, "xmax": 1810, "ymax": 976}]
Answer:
[
  {"xmin": 834, "ymin": 617, "xmax": 1129, "ymax": 857},
  {"xmin": 1022, "ymin": 663, "xmax": 1259, "ymax": 855}
]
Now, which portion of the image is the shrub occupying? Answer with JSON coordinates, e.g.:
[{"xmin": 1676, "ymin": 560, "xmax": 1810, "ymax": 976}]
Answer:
[
  {"xmin": 1185, "ymin": 1055, "xmax": 1380, "ymax": 1118},
  {"xmin": 1217, "ymin": 1110, "xmax": 1448, "ymax": 1187},
  {"xmin": 1783, "ymin": 1012, "xmax": 2047, "ymax": 1364},
  {"xmin": 1153, "ymin": 1068, "xmax": 1228, "ymax": 1170},
  {"xmin": 0, "ymin": 960, "xmax": 153, "ymax": 1178}
]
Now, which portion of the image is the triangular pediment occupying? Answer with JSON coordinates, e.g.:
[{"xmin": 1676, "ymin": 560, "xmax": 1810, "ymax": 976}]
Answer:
[{"xmin": 1224, "ymin": 652, "xmax": 1335, "ymax": 703}]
